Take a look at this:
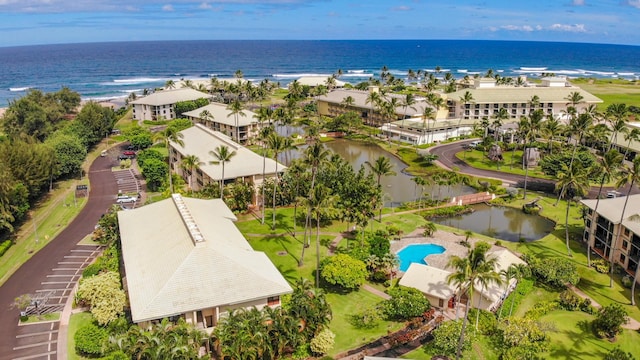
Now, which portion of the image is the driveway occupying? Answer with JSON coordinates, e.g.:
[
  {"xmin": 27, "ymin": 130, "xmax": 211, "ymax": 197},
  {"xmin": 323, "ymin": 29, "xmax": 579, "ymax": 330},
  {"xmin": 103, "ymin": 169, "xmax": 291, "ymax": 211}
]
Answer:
[
  {"xmin": 0, "ymin": 156, "xmax": 118, "ymax": 359},
  {"xmin": 428, "ymin": 140, "xmax": 639, "ymax": 197}
]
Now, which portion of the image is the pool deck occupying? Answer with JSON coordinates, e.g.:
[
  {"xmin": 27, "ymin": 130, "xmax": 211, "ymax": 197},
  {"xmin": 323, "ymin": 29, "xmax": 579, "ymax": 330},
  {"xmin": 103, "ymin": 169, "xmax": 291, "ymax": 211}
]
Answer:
[{"xmin": 391, "ymin": 228, "xmax": 501, "ymax": 273}]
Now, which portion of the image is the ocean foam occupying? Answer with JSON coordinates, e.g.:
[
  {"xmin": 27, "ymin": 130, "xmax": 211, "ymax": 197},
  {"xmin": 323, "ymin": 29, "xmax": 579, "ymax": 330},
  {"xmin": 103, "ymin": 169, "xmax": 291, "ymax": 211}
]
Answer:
[
  {"xmin": 272, "ymin": 73, "xmax": 333, "ymax": 78},
  {"xmin": 347, "ymin": 70, "xmax": 366, "ymax": 74},
  {"xmin": 9, "ymin": 87, "xmax": 30, "ymax": 92},
  {"xmin": 112, "ymin": 77, "xmax": 165, "ymax": 84},
  {"xmin": 520, "ymin": 67, "xmax": 547, "ymax": 71}
]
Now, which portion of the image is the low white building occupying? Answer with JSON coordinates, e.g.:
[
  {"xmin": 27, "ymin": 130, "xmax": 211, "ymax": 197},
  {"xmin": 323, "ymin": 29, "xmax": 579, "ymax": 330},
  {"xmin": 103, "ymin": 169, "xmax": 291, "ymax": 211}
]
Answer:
[
  {"xmin": 130, "ymin": 88, "xmax": 211, "ymax": 121},
  {"xmin": 118, "ymin": 194, "xmax": 292, "ymax": 330},
  {"xmin": 380, "ymin": 118, "xmax": 475, "ymax": 145},
  {"xmin": 399, "ymin": 249, "xmax": 526, "ymax": 311},
  {"xmin": 183, "ymin": 102, "xmax": 259, "ymax": 144}
]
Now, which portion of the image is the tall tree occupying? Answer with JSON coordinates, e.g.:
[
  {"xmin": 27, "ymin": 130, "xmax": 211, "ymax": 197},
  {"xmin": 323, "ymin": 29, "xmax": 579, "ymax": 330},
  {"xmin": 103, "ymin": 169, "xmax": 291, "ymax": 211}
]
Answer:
[
  {"xmin": 458, "ymin": 91, "xmax": 474, "ymax": 135},
  {"xmin": 400, "ymin": 93, "xmax": 417, "ymax": 142},
  {"xmin": 623, "ymin": 128, "xmax": 640, "ymax": 161},
  {"xmin": 555, "ymin": 162, "xmax": 590, "ymax": 256},
  {"xmin": 266, "ymin": 133, "xmax": 292, "ymax": 229},
  {"xmin": 556, "ymin": 112, "xmax": 593, "ymax": 206},
  {"xmin": 209, "ymin": 145, "xmax": 237, "ymax": 199},
  {"xmin": 365, "ymin": 156, "xmax": 396, "ymax": 222},
  {"xmin": 156, "ymin": 127, "xmax": 184, "ymax": 193},
  {"xmin": 179, "ymin": 154, "xmax": 203, "ymax": 191},
  {"xmin": 227, "ymin": 99, "xmax": 246, "ymax": 143},
  {"xmin": 302, "ymin": 143, "xmax": 331, "ymax": 260},
  {"xmin": 587, "ymin": 150, "xmax": 623, "ymax": 267},
  {"xmin": 447, "ymin": 242, "xmax": 501, "ymax": 360},
  {"xmin": 612, "ymin": 157, "xmax": 640, "ymax": 293}
]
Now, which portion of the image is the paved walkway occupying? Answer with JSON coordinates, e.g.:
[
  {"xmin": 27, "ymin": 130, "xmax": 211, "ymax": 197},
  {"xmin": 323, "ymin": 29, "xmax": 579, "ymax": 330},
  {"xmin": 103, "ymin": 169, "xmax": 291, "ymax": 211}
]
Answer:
[{"xmin": 567, "ymin": 284, "xmax": 640, "ymax": 330}]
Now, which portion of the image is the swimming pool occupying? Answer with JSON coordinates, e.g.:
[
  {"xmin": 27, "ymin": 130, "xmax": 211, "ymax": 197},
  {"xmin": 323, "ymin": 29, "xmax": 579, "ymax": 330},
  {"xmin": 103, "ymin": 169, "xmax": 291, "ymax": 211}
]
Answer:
[{"xmin": 397, "ymin": 244, "xmax": 446, "ymax": 272}]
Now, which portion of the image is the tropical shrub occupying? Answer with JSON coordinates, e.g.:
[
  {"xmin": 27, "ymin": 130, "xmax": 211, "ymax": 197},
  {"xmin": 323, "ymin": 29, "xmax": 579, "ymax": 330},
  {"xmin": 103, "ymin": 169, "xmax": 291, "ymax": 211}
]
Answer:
[
  {"xmin": 129, "ymin": 132, "xmax": 153, "ymax": 150},
  {"xmin": 525, "ymin": 254, "xmax": 579, "ymax": 288},
  {"xmin": 558, "ymin": 289, "xmax": 581, "ymax": 311},
  {"xmin": 74, "ymin": 322, "xmax": 108, "ymax": 357},
  {"xmin": 136, "ymin": 148, "xmax": 164, "ymax": 167},
  {"xmin": 593, "ymin": 304, "xmax": 629, "ymax": 339},
  {"xmin": 468, "ymin": 308, "xmax": 498, "ymax": 335},
  {"xmin": 524, "ymin": 301, "xmax": 559, "ymax": 320},
  {"xmin": 422, "ymin": 205, "xmax": 472, "ymax": 219},
  {"xmin": 369, "ymin": 232, "xmax": 391, "ymax": 258},
  {"xmin": 140, "ymin": 158, "xmax": 168, "ymax": 191},
  {"xmin": 540, "ymin": 149, "xmax": 596, "ymax": 177},
  {"xmin": 381, "ymin": 286, "xmax": 430, "ymax": 320},
  {"xmin": 604, "ymin": 347, "xmax": 637, "ymax": 360},
  {"xmin": 76, "ymin": 271, "xmax": 126, "ymax": 325},
  {"xmin": 591, "ymin": 259, "xmax": 610, "ymax": 274},
  {"xmin": 349, "ymin": 306, "xmax": 381, "ymax": 329},
  {"xmin": 431, "ymin": 320, "xmax": 476, "ymax": 357},
  {"xmin": 321, "ymin": 254, "xmax": 367, "ymax": 290},
  {"xmin": 497, "ymin": 317, "xmax": 550, "ymax": 359},
  {"xmin": 622, "ymin": 275, "xmax": 633, "ymax": 288},
  {"xmin": 310, "ymin": 329, "xmax": 335, "ymax": 355}
]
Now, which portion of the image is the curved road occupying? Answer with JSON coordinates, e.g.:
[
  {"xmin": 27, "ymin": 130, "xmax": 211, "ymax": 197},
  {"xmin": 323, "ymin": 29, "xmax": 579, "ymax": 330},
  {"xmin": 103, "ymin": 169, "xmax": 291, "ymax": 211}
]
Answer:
[
  {"xmin": 0, "ymin": 156, "xmax": 117, "ymax": 359},
  {"xmin": 429, "ymin": 139, "xmax": 639, "ymax": 198}
]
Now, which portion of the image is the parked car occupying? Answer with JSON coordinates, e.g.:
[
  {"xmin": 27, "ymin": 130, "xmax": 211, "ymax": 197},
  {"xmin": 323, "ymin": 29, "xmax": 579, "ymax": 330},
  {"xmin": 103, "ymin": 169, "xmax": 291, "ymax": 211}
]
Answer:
[
  {"xmin": 468, "ymin": 140, "xmax": 482, "ymax": 148},
  {"xmin": 116, "ymin": 195, "xmax": 137, "ymax": 204},
  {"xmin": 123, "ymin": 150, "xmax": 136, "ymax": 156},
  {"xmin": 606, "ymin": 191, "xmax": 623, "ymax": 198}
]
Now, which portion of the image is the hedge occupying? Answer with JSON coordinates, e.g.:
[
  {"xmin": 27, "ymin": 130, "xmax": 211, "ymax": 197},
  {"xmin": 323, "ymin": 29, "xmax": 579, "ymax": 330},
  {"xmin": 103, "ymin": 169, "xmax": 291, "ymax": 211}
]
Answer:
[{"xmin": 0, "ymin": 240, "xmax": 13, "ymax": 257}]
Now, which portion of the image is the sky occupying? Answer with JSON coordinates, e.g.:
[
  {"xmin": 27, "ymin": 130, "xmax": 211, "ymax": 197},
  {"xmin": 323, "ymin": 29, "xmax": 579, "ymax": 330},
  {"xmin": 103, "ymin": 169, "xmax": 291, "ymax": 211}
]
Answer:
[{"xmin": 0, "ymin": 0, "xmax": 639, "ymax": 47}]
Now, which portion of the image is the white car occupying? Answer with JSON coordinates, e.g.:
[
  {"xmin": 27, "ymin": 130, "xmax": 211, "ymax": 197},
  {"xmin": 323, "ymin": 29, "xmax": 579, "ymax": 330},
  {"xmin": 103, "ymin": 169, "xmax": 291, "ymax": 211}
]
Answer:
[{"xmin": 116, "ymin": 195, "xmax": 137, "ymax": 204}]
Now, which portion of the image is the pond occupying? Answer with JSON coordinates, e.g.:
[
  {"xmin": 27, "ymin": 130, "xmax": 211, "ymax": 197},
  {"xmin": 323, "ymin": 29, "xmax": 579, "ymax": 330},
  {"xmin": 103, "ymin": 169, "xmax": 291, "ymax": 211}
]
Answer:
[
  {"xmin": 278, "ymin": 138, "xmax": 475, "ymax": 205},
  {"xmin": 431, "ymin": 203, "xmax": 555, "ymax": 242}
]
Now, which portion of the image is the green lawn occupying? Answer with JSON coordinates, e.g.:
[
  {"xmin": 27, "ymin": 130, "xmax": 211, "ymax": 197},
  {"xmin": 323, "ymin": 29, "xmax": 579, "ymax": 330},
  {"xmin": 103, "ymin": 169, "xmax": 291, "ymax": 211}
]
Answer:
[
  {"xmin": 540, "ymin": 310, "xmax": 640, "ymax": 360},
  {"xmin": 19, "ymin": 312, "xmax": 60, "ymax": 324},
  {"xmin": 402, "ymin": 332, "xmax": 499, "ymax": 360},
  {"xmin": 457, "ymin": 149, "xmax": 552, "ymax": 180},
  {"xmin": 67, "ymin": 312, "xmax": 94, "ymax": 360},
  {"xmin": 326, "ymin": 290, "xmax": 404, "ymax": 356}
]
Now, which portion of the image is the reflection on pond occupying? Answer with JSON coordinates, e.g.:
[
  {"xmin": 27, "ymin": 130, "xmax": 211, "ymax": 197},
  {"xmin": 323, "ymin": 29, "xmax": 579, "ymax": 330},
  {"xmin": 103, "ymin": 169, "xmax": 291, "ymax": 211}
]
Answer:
[
  {"xmin": 431, "ymin": 203, "xmax": 555, "ymax": 242},
  {"xmin": 278, "ymin": 138, "xmax": 475, "ymax": 205}
]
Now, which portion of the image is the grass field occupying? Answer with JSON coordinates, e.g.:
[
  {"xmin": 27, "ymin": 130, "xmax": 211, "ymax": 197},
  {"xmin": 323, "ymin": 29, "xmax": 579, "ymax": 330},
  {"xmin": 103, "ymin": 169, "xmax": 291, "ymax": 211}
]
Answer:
[
  {"xmin": 573, "ymin": 79, "xmax": 640, "ymax": 109},
  {"xmin": 67, "ymin": 312, "xmax": 93, "ymax": 360}
]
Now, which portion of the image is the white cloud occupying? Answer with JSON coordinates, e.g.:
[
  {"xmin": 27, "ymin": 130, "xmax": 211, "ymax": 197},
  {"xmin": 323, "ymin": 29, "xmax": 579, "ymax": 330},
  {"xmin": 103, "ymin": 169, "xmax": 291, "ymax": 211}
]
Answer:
[
  {"xmin": 572, "ymin": 0, "xmax": 584, "ymax": 6},
  {"xmin": 499, "ymin": 24, "xmax": 536, "ymax": 32},
  {"xmin": 628, "ymin": 0, "xmax": 640, "ymax": 9},
  {"xmin": 198, "ymin": 2, "xmax": 211, "ymax": 9},
  {"xmin": 392, "ymin": 5, "xmax": 411, "ymax": 11},
  {"xmin": 162, "ymin": 4, "xmax": 174, "ymax": 11},
  {"xmin": 549, "ymin": 23, "xmax": 586, "ymax": 32}
]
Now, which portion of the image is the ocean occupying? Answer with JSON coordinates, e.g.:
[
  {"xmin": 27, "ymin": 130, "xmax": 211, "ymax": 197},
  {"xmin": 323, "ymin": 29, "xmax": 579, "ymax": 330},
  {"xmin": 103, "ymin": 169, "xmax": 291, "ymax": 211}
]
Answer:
[{"xmin": 1, "ymin": 40, "xmax": 640, "ymax": 107}]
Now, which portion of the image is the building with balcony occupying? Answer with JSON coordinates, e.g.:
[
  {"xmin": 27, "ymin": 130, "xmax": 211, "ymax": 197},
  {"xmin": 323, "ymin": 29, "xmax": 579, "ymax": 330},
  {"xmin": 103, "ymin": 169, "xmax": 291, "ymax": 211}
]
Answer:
[
  {"xmin": 117, "ymin": 194, "xmax": 292, "ymax": 330},
  {"xmin": 130, "ymin": 88, "xmax": 212, "ymax": 121},
  {"xmin": 169, "ymin": 124, "xmax": 285, "ymax": 204},
  {"xmin": 182, "ymin": 102, "xmax": 259, "ymax": 145},
  {"xmin": 581, "ymin": 195, "xmax": 640, "ymax": 282}
]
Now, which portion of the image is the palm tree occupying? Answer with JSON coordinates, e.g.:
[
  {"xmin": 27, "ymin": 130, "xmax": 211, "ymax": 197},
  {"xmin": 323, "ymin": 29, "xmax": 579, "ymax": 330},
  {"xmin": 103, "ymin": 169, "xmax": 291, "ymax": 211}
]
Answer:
[
  {"xmin": 491, "ymin": 108, "xmax": 509, "ymax": 141},
  {"xmin": 623, "ymin": 128, "xmax": 640, "ymax": 161},
  {"xmin": 199, "ymin": 109, "xmax": 214, "ymax": 125},
  {"xmin": 165, "ymin": 79, "xmax": 176, "ymax": 89},
  {"xmin": 227, "ymin": 99, "xmax": 246, "ymax": 143},
  {"xmin": 447, "ymin": 242, "xmax": 501, "ymax": 360},
  {"xmin": 301, "ymin": 143, "xmax": 330, "ymax": 264},
  {"xmin": 606, "ymin": 104, "xmax": 629, "ymax": 151},
  {"xmin": 258, "ymin": 125, "xmax": 274, "ymax": 225},
  {"xmin": 155, "ymin": 127, "xmax": 184, "ymax": 193},
  {"xmin": 365, "ymin": 156, "xmax": 396, "ymax": 222},
  {"xmin": 179, "ymin": 154, "xmax": 203, "ymax": 191},
  {"xmin": 556, "ymin": 112, "xmax": 594, "ymax": 206},
  {"xmin": 611, "ymin": 157, "xmax": 640, "ymax": 291},
  {"xmin": 209, "ymin": 145, "xmax": 237, "ymax": 199},
  {"xmin": 587, "ymin": 150, "xmax": 623, "ymax": 267},
  {"xmin": 507, "ymin": 263, "xmax": 529, "ymax": 317},
  {"xmin": 266, "ymin": 133, "xmax": 293, "ymax": 229},
  {"xmin": 542, "ymin": 116, "xmax": 563, "ymax": 155},
  {"xmin": 555, "ymin": 162, "xmax": 590, "ymax": 256},
  {"xmin": 400, "ymin": 93, "xmax": 417, "ymax": 142},
  {"xmin": 458, "ymin": 91, "xmax": 474, "ymax": 135},
  {"xmin": 301, "ymin": 184, "xmax": 339, "ymax": 288}
]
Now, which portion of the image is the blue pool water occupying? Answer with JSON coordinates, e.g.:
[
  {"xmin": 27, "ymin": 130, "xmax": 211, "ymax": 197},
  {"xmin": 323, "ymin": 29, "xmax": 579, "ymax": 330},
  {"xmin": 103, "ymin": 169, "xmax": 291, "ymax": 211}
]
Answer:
[{"xmin": 397, "ymin": 244, "xmax": 446, "ymax": 272}]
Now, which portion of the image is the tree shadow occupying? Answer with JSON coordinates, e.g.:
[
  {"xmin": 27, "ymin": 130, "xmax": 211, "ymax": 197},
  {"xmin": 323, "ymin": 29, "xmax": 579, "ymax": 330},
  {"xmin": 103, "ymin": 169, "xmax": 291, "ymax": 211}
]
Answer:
[{"xmin": 546, "ymin": 318, "xmax": 610, "ymax": 360}]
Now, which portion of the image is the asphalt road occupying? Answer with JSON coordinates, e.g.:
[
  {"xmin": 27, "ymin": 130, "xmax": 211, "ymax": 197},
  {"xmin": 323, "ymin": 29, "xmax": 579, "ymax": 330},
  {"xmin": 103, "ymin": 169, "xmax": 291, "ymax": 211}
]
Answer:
[
  {"xmin": 0, "ymin": 156, "xmax": 117, "ymax": 359},
  {"xmin": 428, "ymin": 139, "xmax": 639, "ymax": 198}
]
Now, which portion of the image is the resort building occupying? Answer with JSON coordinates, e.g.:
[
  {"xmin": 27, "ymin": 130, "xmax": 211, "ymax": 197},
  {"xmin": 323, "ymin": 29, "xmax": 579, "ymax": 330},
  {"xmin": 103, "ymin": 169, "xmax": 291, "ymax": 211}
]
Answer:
[
  {"xmin": 169, "ymin": 124, "xmax": 285, "ymax": 204},
  {"xmin": 581, "ymin": 195, "xmax": 640, "ymax": 280},
  {"xmin": 316, "ymin": 88, "xmax": 437, "ymax": 128},
  {"xmin": 117, "ymin": 194, "xmax": 292, "ymax": 330},
  {"xmin": 182, "ymin": 102, "xmax": 259, "ymax": 145},
  {"xmin": 130, "ymin": 88, "xmax": 211, "ymax": 121},
  {"xmin": 399, "ymin": 249, "xmax": 526, "ymax": 311},
  {"xmin": 296, "ymin": 76, "xmax": 346, "ymax": 88},
  {"xmin": 445, "ymin": 77, "xmax": 602, "ymax": 122},
  {"xmin": 380, "ymin": 118, "xmax": 475, "ymax": 145}
]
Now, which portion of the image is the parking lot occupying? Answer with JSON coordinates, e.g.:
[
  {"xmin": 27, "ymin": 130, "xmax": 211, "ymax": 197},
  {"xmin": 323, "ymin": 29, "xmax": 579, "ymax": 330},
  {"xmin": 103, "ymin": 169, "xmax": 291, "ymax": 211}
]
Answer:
[
  {"xmin": 9, "ymin": 245, "xmax": 101, "ymax": 360},
  {"xmin": 113, "ymin": 167, "xmax": 142, "ymax": 209}
]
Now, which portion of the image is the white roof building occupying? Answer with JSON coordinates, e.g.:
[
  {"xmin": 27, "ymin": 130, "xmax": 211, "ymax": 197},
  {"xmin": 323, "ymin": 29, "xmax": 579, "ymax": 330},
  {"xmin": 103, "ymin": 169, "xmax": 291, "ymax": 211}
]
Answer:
[
  {"xmin": 182, "ymin": 103, "xmax": 259, "ymax": 144},
  {"xmin": 130, "ymin": 88, "xmax": 211, "ymax": 121},
  {"xmin": 297, "ymin": 76, "xmax": 346, "ymax": 88},
  {"xmin": 118, "ymin": 194, "xmax": 292, "ymax": 327}
]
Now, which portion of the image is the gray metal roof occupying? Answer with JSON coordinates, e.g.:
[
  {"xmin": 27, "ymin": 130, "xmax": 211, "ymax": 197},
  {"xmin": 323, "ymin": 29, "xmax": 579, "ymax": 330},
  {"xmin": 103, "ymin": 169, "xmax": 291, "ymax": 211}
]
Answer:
[
  {"xmin": 446, "ymin": 86, "xmax": 602, "ymax": 104},
  {"xmin": 316, "ymin": 89, "xmax": 430, "ymax": 116},
  {"xmin": 171, "ymin": 124, "xmax": 286, "ymax": 181},
  {"xmin": 582, "ymin": 195, "xmax": 640, "ymax": 235},
  {"xmin": 183, "ymin": 102, "xmax": 258, "ymax": 127},
  {"xmin": 118, "ymin": 195, "xmax": 293, "ymax": 323},
  {"xmin": 130, "ymin": 88, "xmax": 211, "ymax": 106}
]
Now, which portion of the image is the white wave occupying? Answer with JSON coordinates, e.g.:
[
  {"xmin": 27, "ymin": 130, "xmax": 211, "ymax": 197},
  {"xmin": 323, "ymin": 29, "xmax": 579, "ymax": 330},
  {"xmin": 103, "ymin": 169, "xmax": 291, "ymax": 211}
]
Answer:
[
  {"xmin": 424, "ymin": 68, "xmax": 451, "ymax": 73},
  {"xmin": 118, "ymin": 89, "xmax": 143, "ymax": 93},
  {"xmin": 547, "ymin": 69, "xmax": 587, "ymax": 75},
  {"xmin": 341, "ymin": 73, "xmax": 373, "ymax": 77},
  {"xmin": 83, "ymin": 94, "xmax": 128, "ymax": 102},
  {"xmin": 520, "ymin": 67, "xmax": 547, "ymax": 71},
  {"xmin": 347, "ymin": 70, "xmax": 365, "ymax": 74},
  {"xmin": 457, "ymin": 69, "xmax": 468, "ymax": 73},
  {"xmin": 272, "ymin": 73, "xmax": 333, "ymax": 78},
  {"xmin": 112, "ymin": 77, "xmax": 165, "ymax": 84},
  {"xmin": 586, "ymin": 70, "xmax": 616, "ymax": 76},
  {"xmin": 618, "ymin": 72, "xmax": 635, "ymax": 76},
  {"xmin": 9, "ymin": 87, "xmax": 30, "ymax": 92}
]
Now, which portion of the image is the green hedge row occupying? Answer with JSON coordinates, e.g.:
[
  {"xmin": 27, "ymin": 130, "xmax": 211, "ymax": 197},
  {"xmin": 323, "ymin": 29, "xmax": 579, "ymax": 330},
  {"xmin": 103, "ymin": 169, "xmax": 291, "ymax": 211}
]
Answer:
[{"xmin": 0, "ymin": 240, "xmax": 13, "ymax": 257}]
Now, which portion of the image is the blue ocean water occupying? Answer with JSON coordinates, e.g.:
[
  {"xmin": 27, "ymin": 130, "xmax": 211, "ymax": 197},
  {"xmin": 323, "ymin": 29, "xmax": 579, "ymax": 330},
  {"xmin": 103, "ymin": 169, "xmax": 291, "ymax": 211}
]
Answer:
[{"xmin": 1, "ymin": 40, "xmax": 640, "ymax": 107}]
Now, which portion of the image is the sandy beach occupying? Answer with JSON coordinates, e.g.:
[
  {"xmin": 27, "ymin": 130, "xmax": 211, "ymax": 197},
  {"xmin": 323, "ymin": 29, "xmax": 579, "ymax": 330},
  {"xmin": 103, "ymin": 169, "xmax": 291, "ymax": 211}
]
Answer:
[{"xmin": 0, "ymin": 107, "xmax": 6, "ymax": 118}]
